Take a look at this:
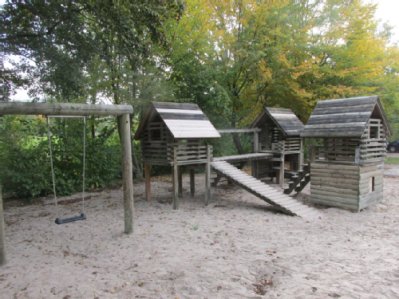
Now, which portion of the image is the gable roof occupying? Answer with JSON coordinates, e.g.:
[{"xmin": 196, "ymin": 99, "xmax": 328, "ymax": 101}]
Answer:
[
  {"xmin": 301, "ymin": 96, "xmax": 391, "ymax": 138},
  {"xmin": 252, "ymin": 107, "xmax": 304, "ymax": 136},
  {"xmin": 134, "ymin": 102, "xmax": 221, "ymax": 139}
]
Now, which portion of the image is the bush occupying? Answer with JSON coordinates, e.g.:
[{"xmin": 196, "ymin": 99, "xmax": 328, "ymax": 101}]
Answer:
[{"xmin": 0, "ymin": 115, "xmax": 123, "ymax": 200}]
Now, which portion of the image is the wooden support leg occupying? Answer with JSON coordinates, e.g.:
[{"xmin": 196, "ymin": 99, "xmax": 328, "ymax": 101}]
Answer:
[
  {"xmin": 190, "ymin": 169, "xmax": 195, "ymax": 197},
  {"xmin": 144, "ymin": 163, "xmax": 151, "ymax": 202},
  {"xmin": 119, "ymin": 114, "xmax": 134, "ymax": 234},
  {"xmin": 205, "ymin": 145, "xmax": 212, "ymax": 205},
  {"xmin": 178, "ymin": 167, "xmax": 183, "ymax": 198},
  {"xmin": 279, "ymin": 155, "xmax": 285, "ymax": 188},
  {"xmin": 172, "ymin": 146, "xmax": 179, "ymax": 209},
  {"xmin": 173, "ymin": 164, "xmax": 179, "ymax": 209},
  {"xmin": 251, "ymin": 161, "xmax": 258, "ymax": 178},
  {"xmin": 0, "ymin": 185, "xmax": 5, "ymax": 266},
  {"xmin": 299, "ymin": 139, "xmax": 304, "ymax": 171}
]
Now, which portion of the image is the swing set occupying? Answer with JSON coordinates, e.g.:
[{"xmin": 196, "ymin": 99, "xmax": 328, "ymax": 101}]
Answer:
[{"xmin": 0, "ymin": 102, "xmax": 134, "ymax": 266}]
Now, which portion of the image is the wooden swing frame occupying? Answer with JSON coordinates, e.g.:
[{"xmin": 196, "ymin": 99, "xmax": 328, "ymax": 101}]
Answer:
[{"xmin": 0, "ymin": 102, "xmax": 135, "ymax": 266}]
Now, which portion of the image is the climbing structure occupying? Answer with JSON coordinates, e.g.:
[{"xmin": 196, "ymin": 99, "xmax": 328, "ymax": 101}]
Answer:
[
  {"xmin": 302, "ymin": 96, "xmax": 391, "ymax": 211},
  {"xmin": 134, "ymin": 102, "xmax": 220, "ymax": 208},
  {"xmin": 251, "ymin": 107, "xmax": 306, "ymax": 190}
]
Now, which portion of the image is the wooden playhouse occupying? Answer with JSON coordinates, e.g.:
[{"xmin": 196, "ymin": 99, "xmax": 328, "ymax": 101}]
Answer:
[
  {"xmin": 134, "ymin": 102, "xmax": 220, "ymax": 208},
  {"xmin": 251, "ymin": 107, "xmax": 305, "ymax": 189},
  {"xmin": 302, "ymin": 96, "xmax": 391, "ymax": 211}
]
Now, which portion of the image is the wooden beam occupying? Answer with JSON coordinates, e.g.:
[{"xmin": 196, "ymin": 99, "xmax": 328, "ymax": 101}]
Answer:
[
  {"xmin": 0, "ymin": 185, "xmax": 5, "ymax": 266},
  {"xmin": 119, "ymin": 114, "xmax": 134, "ymax": 234},
  {"xmin": 0, "ymin": 102, "xmax": 133, "ymax": 116}
]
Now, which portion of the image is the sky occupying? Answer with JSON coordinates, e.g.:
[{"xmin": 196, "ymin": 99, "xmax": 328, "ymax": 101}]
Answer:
[
  {"xmin": 372, "ymin": 0, "xmax": 399, "ymax": 42},
  {"xmin": 2, "ymin": 0, "xmax": 399, "ymax": 101}
]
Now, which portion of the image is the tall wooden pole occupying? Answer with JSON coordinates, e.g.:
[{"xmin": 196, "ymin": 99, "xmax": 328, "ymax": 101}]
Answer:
[
  {"xmin": 119, "ymin": 114, "xmax": 134, "ymax": 234},
  {"xmin": 172, "ymin": 145, "xmax": 179, "ymax": 209},
  {"xmin": 205, "ymin": 145, "xmax": 212, "ymax": 205},
  {"xmin": 0, "ymin": 185, "xmax": 6, "ymax": 266}
]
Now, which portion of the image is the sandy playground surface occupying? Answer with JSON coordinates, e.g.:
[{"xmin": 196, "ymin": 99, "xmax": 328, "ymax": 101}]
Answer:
[{"xmin": 1, "ymin": 161, "xmax": 399, "ymax": 298}]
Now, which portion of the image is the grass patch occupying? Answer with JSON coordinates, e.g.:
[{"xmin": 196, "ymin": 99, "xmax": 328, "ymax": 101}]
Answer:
[{"xmin": 385, "ymin": 156, "xmax": 399, "ymax": 165}]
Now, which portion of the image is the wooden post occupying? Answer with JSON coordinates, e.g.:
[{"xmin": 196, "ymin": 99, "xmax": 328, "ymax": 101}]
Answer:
[
  {"xmin": 172, "ymin": 145, "xmax": 179, "ymax": 209},
  {"xmin": 0, "ymin": 185, "xmax": 5, "ymax": 266},
  {"xmin": 119, "ymin": 114, "xmax": 134, "ymax": 234},
  {"xmin": 252, "ymin": 131, "xmax": 259, "ymax": 177},
  {"xmin": 205, "ymin": 144, "xmax": 212, "ymax": 205},
  {"xmin": 299, "ymin": 138, "xmax": 304, "ymax": 171},
  {"xmin": 144, "ymin": 163, "xmax": 151, "ymax": 201},
  {"xmin": 178, "ymin": 167, "xmax": 183, "ymax": 198},
  {"xmin": 190, "ymin": 169, "xmax": 195, "ymax": 197},
  {"xmin": 279, "ymin": 154, "xmax": 285, "ymax": 188}
]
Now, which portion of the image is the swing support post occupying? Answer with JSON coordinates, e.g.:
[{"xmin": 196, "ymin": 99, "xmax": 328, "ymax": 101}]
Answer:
[{"xmin": 119, "ymin": 114, "xmax": 134, "ymax": 234}]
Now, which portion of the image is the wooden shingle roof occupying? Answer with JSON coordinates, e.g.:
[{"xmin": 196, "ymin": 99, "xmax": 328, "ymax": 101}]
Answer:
[
  {"xmin": 301, "ymin": 96, "xmax": 391, "ymax": 138},
  {"xmin": 134, "ymin": 102, "xmax": 221, "ymax": 139},
  {"xmin": 252, "ymin": 107, "xmax": 304, "ymax": 136}
]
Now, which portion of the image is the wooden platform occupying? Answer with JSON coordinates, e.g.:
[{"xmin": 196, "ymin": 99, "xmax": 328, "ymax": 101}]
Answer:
[
  {"xmin": 213, "ymin": 152, "xmax": 273, "ymax": 162},
  {"xmin": 211, "ymin": 161, "xmax": 321, "ymax": 220}
]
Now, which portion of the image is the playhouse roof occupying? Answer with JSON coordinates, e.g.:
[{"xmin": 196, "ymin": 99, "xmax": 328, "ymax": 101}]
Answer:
[
  {"xmin": 301, "ymin": 96, "xmax": 391, "ymax": 138},
  {"xmin": 134, "ymin": 102, "xmax": 221, "ymax": 139},
  {"xmin": 252, "ymin": 107, "xmax": 304, "ymax": 136}
]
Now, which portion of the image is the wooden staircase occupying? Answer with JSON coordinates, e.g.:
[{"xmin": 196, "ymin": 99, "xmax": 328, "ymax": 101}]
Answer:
[
  {"xmin": 284, "ymin": 164, "xmax": 311, "ymax": 194},
  {"xmin": 211, "ymin": 161, "xmax": 321, "ymax": 220}
]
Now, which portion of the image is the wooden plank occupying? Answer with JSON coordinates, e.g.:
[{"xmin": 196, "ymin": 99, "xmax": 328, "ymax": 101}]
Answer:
[
  {"xmin": 0, "ymin": 185, "xmax": 5, "ymax": 266},
  {"xmin": 316, "ymin": 97, "xmax": 377, "ymax": 108},
  {"xmin": 310, "ymin": 195, "xmax": 359, "ymax": 211},
  {"xmin": 159, "ymin": 112, "xmax": 208, "ymax": 120},
  {"xmin": 119, "ymin": 114, "xmax": 134, "ymax": 234},
  {"xmin": 218, "ymin": 128, "xmax": 261, "ymax": 134},
  {"xmin": 302, "ymin": 129, "xmax": 364, "ymax": 137},
  {"xmin": 213, "ymin": 153, "xmax": 272, "ymax": 162},
  {"xmin": 153, "ymin": 101, "xmax": 199, "ymax": 110},
  {"xmin": 0, "ymin": 102, "xmax": 133, "ymax": 116},
  {"xmin": 311, "ymin": 184, "xmax": 359, "ymax": 194}
]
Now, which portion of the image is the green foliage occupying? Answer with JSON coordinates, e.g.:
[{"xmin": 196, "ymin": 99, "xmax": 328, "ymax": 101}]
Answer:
[
  {"xmin": 0, "ymin": 115, "xmax": 122, "ymax": 200},
  {"xmin": 167, "ymin": 0, "xmax": 399, "ymax": 132}
]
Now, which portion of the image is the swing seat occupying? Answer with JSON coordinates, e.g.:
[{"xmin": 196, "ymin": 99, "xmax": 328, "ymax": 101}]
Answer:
[{"xmin": 55, "ymin": 213, "xmax": 86, "ymax": 225}]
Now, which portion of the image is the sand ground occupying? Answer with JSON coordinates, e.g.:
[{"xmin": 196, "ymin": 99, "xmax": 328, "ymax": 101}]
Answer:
[{"xmin": 1, "ymin": 161, "xmax": 398, "ymax": 298}]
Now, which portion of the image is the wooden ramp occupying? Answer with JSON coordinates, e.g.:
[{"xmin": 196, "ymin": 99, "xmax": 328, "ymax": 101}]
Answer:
[{"xmin": 211, "ymin": 161, "xmax": 321, "ymax": 220}]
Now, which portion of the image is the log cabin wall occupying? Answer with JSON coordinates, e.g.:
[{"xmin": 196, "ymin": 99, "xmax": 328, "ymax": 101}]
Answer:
[{"xmin": 141, "ymin": 119, "xmax": 172, "ymax": 165}]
